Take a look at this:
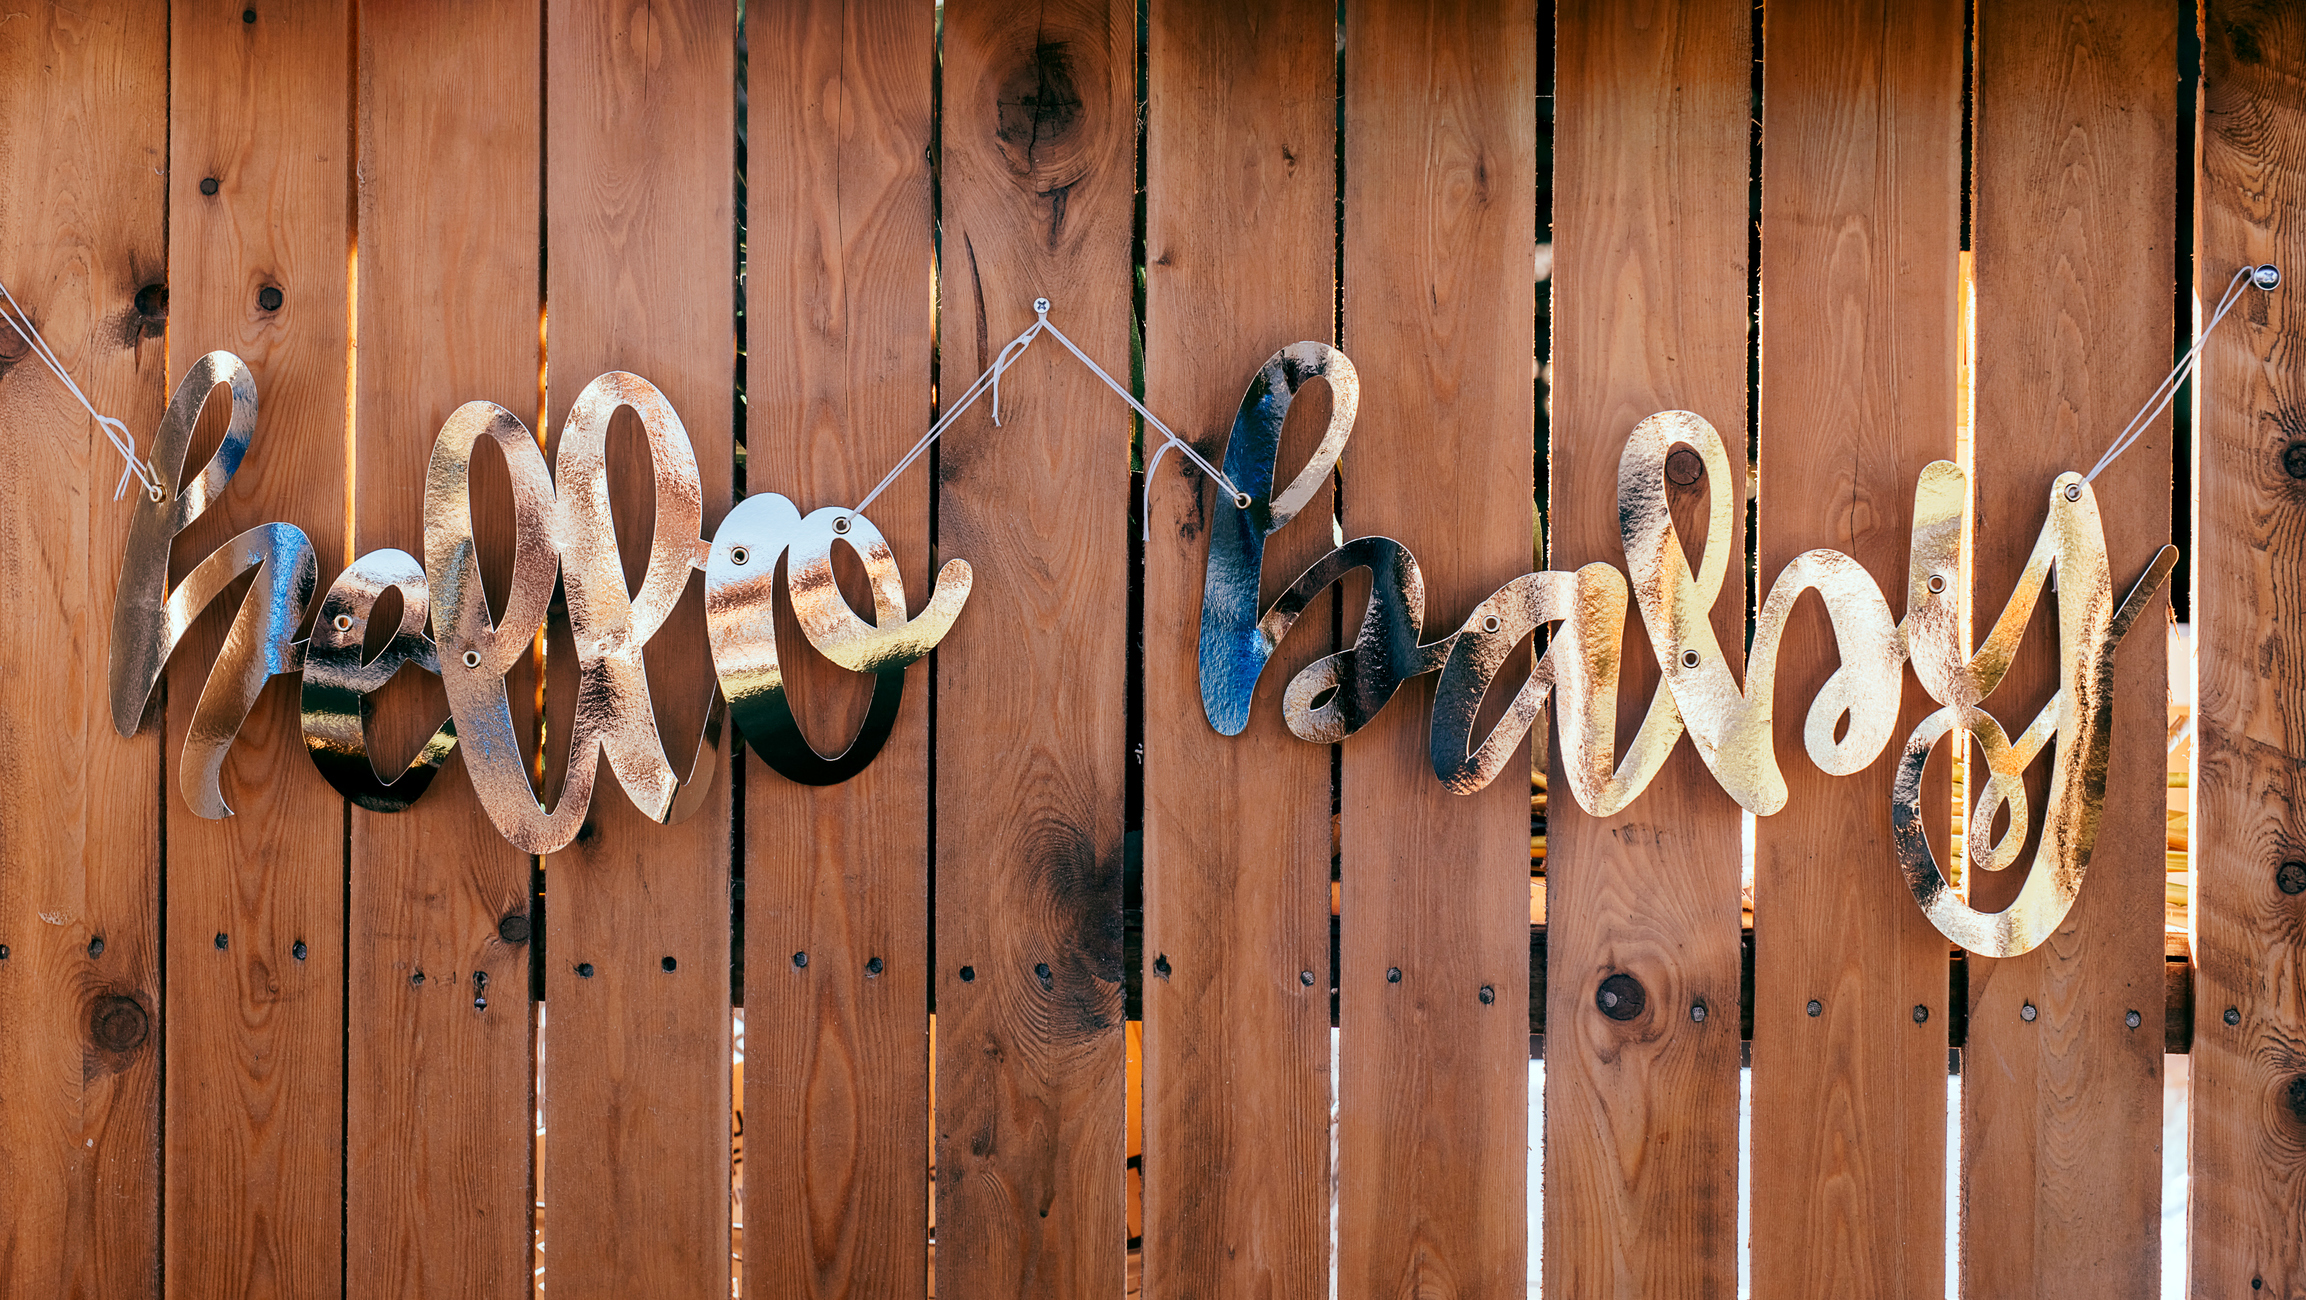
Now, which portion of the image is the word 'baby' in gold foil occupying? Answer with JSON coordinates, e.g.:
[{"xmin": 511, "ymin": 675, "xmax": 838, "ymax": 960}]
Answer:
[{"xmin": 1197, "ymin": 345, "xmax": 2173, "ymax": 957}]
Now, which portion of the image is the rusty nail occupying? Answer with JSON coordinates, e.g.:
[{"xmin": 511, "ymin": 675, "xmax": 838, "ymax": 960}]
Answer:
[
  {"xmin": 498, "ymin": 914, "xmax": 531, "ymax": 944},
  {"xmin": 2277, "ymin": 860, "xmax": 2306, "ymax": 895}
]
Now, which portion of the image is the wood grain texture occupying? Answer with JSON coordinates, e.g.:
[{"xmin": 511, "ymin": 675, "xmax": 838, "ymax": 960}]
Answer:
[
  {"xmin": 1336, "ymin": 2, "xmax": 1535, "ymax": 1296},
  {"xmin": 1965, "ymin": 2, "xmax": 2172, "ymax": 1293},
  {"xmin": 1141, "ymin": 0, "xmax": 1336, "ymax": 1293},
  {"xmin": 346, "ymin": 3, "xmax": 540, "ymax": 1295},
  {"xmin": 1749, "ymin": 3, "xmax": 1960, "ymax": 1297},
  {"xmin": 1545, "ymin": 3, "xmax": 1749, "ymax": 1295},
  {"xmin": 742, "ymin": 1, "xmax": 935, "ymax": 1294},
  {"xmin": 164, "ymin": 3, "xmax": 352, "ymax": 1294},
  {"xmin": 2192, "ymin": 4, "xmax": 2306, "ymax": 1293},
  {"xmin": 540, "ymin": 1, "xmax": 735, "ymax": 1294},
  {"xmin": 0, "ymin": 4, "xmax": 166, "ymax": 1296},
  {"xmin": 933, "ymin": 1, "xmax": 1133, "ymax": 1294}
]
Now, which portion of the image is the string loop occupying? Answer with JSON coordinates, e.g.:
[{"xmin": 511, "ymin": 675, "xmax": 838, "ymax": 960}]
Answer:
[
  {"xmin": 2085, "ymin": 264, "xmax": 2277, "ymax": 482},
  {"xmin": 0, "ymin": 279, "xmax": 163, "ymax": 502}
]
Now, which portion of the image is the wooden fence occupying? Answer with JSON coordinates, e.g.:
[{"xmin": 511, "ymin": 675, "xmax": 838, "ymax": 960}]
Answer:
[{"xmin": 1, "ymin": 1, "xmax": 2302, "ymax": 1297}]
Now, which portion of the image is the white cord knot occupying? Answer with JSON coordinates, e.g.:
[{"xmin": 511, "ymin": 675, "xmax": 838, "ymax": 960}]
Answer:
[{"xmin": 0, "ymin": 278, "xmax": 164, "ymax": 502}]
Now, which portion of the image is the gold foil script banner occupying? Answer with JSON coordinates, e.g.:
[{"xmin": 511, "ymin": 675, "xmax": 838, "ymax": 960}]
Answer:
[
  {"xmin": 110, "ymin": 355, "xmax": 971, "ymax": 855},
  {"xmin": 1198, "ymin": 345, "xmax": 2175, "ymax": 957}
]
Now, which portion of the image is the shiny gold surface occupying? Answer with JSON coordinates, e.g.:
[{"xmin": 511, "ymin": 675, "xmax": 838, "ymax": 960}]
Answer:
[
  {"xmin": 704, "ymin": 494, "xmax": 970, "ymax": 784},
  {"xmin": 299, "ymin": 548, "xmax": 456, "ymax": 813}
]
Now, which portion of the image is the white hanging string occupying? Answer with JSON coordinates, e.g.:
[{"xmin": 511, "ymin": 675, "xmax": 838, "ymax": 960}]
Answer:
[
  {"xmin": 0, "ymin": 278, "xmax": 163, "ymax": 502},
  {"xmin": 2085, "ymin": 263, "xmax": 2278, "ymax": 482},
  {"xmin": 851, "ymin": 297, "xmax": 1248, "ymax": 536}
]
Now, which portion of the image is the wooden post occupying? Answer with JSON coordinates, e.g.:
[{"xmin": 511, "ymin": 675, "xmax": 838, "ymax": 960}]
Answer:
[
  {"xmin": 0, "ymin": 4, "xmax": 167, "ymax": 1295},
  {"xmin": 1547, "ymin": 2, "xmax": 1751, "ymax": 1294},
  {"xmin": 933, "ymin": 1, "xmax": 1135, "ymax": 1294},
  {"xmin": 743, "ymin": 1, "xmax": 936, "ymax": 1294},
  {"xmin": 163, "ymin": 3, "xmax": 351, "ymax": 1293},
  {"xmin": 2192, "ymin": 4, "xmax": 2306, "ymax": 1293},
  {"xmin": 1750, "ymin": 3, "xmax": 1961, "ymax": 1297},
  {"xmin": 1965, "ymin": 1, "xmax": 2173, "ymax": 1293},
  {"xmin": 346, "ymin": 2, "xmax": 542, "ymax": 1294},
  {"xmin": 1143, "ymin": 0, "xmax": 1338, "ymax": 1294},
  {"xmin": 540, "ymin": 1, "xmax": 736, "ymax": 1293},
  {"xmin": 1336, "ymin": 2, "xmax": 1536, "ymax": 1295}
]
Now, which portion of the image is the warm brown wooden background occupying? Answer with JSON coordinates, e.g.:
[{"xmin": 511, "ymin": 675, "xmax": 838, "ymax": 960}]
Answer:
[{"xmin": 1, "ymin": 2, "xmax": 2300, "ymax": 1298}]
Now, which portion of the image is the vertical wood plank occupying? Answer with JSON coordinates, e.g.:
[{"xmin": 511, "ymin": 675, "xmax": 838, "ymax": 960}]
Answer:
[
  {"xmin": 743, "ymin": 1, "xmax": 935, "ymax": 1294},
  {"xmin": 1749, "ymin": 3, "xmax": 1961, "ymax": 1297},
  {"xmin": 0, "ymin": 4, "xmax": 167, "ymax": 1296},
  {"xmin": 1545, "ymin": 2, "xmax": 1750, "ymax": 1295},
  {"xmin": 2193, "ymin": 4, "xmax": 2306, "ymax": 1293},
  {"xmin": 1336, "ymin": 2, "xmax": 1536, "ymax": 1296},
  {"xmin": 164, "ymin": 2, "xmax": 351, "ymax": 1294},
  {"xmin": 934, "ymin": 1, "xmax": 1133, "ymax": 1294},
  {"xmin": 346, "ymin": 2, "xmax": 540, "ymax": 1295},
  {"xmin": 541, "ymin": 1, "xmax": 735, "ymax": 1294},
  {"xmin": 1141, "ymin": 0, "xmax": 1336, "ymax": 1293},
  {"xmin": 1965, "ymin": 2, "xmax": 2172, "ymax": 1294}
]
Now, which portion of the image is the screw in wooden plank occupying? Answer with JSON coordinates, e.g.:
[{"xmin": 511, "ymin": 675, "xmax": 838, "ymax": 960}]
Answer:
[
  {"xmin": 410, "ymin": 969, "xmax": 425, "ymax": 985},
  {"xmin": 790, "ymin": 951, "xmax": 805, "ymax": 969},
  {"xmin": 959, "ymin": 965, "xmax": 975, "ymax": 983},
  {"xmin": 866, "ymin": 957, "xmax": 884, "ymax": 977},
  {"xmin": 661, "ymin": 956, "xmax": 677, "ymax": 972},
  {"xmin": 574, "ymin": 963, "xmax": 592, "ymax": 979},
  {"xmin": 1152, "ymin": 954, "xmax": 1171, "ymax": 980},
  {"xmin": 2126, "ymin": 1010, "xmax": 2142, "ymax": 1029},
  {"xmin": 291, "ymin": 940, "xmax": 306, "ymax": 961},
  {"xmin": 1913, "ymin": 1004, "xmax": 1929, "ymax": 1024},
  {"xmin": 1034, "ymin": 962, "xmax": 1053, "ymax": 987},
  {"xmin": 214, "ymin": 933, "xmax": 228, "ymax": 950},
  {"xmin": 2225, "ymin": 1006, "xmax": 2242, "ymax": 1026},
  {"xmin": 2021, "ymin": 1003, "xmax": 2037, "ymax": 1022},
  {"xmin": 1386, "ymin": 966, "xmax": 1402, "ymax": 984},
  {"xmin": 1806, "ymin": 999, "xmax": 1822, "ymax": 1017},
  {"xmin": 1690, "ymin": 1002, "xmax": 1707, "ymax": 1023},
  {"xmin": 1479, "ymin": 985, "xmax": 1495, "ymax": 1005},
  {"xmin": 1300, "ymin": 969, "xmax": 1316, "ymax": 986}
]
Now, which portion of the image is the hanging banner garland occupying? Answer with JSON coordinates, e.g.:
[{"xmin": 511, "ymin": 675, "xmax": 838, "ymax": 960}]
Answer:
[{"xmin": 5, "ymin": 267, "xmax": 2267, "ymax": 958}]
